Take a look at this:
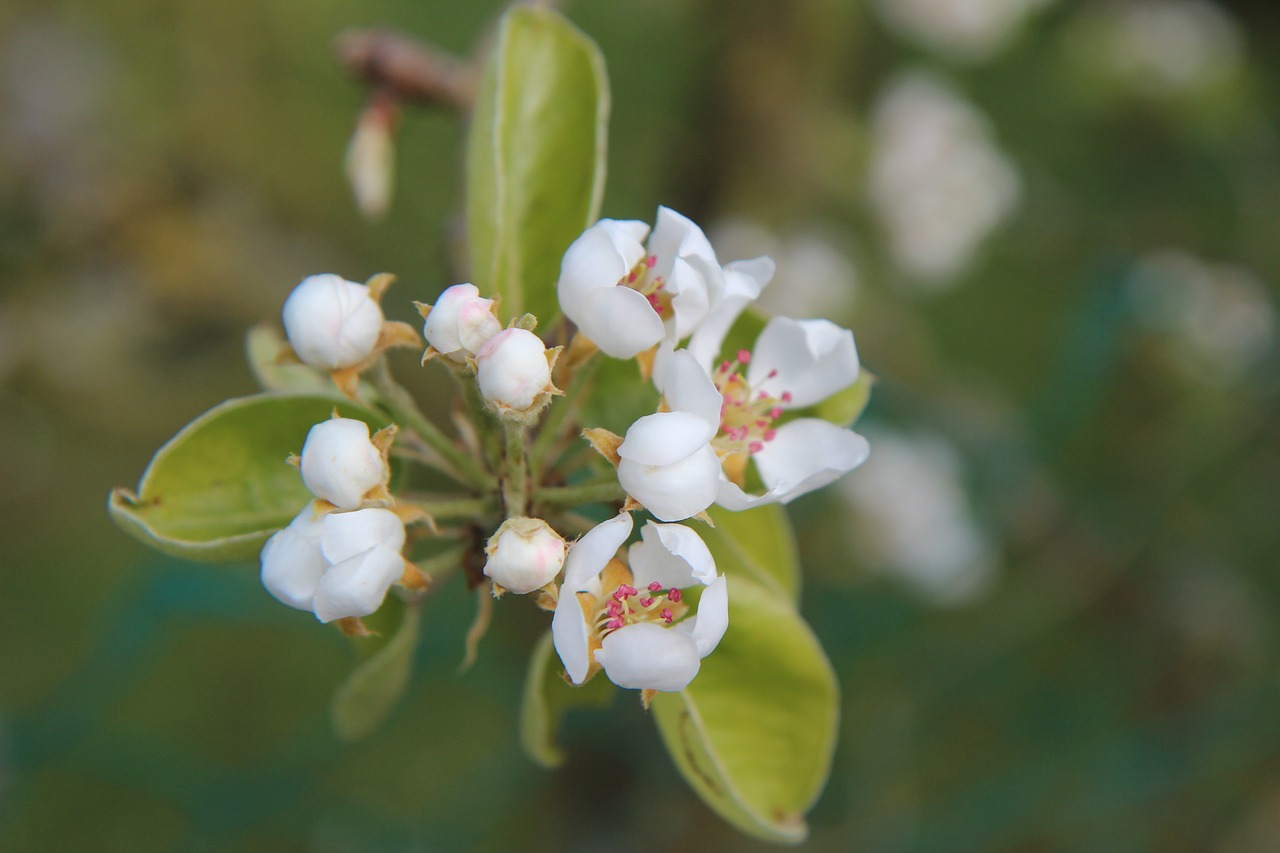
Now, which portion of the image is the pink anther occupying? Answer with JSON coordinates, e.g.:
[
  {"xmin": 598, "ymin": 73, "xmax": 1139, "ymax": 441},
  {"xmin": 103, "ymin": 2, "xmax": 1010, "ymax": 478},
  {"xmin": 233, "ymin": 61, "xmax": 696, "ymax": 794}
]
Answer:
[
  {"xmin": 781, "ymin": 391, "xmax": 793, "ymax": 403},
  {"xmin": 639, "ymin": 597, "xmax": 655, "ymax": 608},
  {"xmin": 646, "ymin": 255, "xmax": 657, "ymax": 268},
  {"xmin": 606, "ymin": 617, "xmax": 624, "ymax": 630},
  {"xmin": 749, "ymin": 441, "xmax": 764, "ymax": 454},
  {"xmin": 648, "ymin": 581, "xmax": 662, "ymax": 592},
  {"xmin": 660, "ymin": 609, "xmax": 673, "ymax": 623},
  {"xmin": 764, "ymin": 429, "xmax": 777, "ymax": 442},
  {"xmin": 668, "ymin": 588, "xmax": 682, "ymax": 603},
  {"xmin": 737, "ymin": 349, "xmax": 751, "ymax": 364}
]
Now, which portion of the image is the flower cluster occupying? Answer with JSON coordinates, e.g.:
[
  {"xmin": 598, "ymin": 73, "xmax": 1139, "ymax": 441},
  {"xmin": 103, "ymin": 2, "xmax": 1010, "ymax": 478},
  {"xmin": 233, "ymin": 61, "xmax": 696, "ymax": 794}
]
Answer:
[{"xmin": 256, "ymin": 206, "xmax": 868, "ymax": 694}]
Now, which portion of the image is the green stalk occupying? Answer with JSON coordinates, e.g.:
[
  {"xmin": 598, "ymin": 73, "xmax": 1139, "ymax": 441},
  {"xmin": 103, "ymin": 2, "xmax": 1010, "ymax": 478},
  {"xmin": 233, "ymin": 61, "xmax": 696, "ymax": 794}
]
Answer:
[
  {"xmin": 502, "ymin": 420, "xmax": 529, "ymax": 516},
  {"xmin": 403, "ymin": 495, "xmax": 499, "ymax": 521},
  {"xmin": 453, "ymin": 367, "xmax": 504, "ymax": 472},
  {"xmin": 537, "ymin": 479, "xmax": 626, "ymax": 509},
  {"xmin": 371, "ymin": 360, "xmax": 495, "ymax": 491}
]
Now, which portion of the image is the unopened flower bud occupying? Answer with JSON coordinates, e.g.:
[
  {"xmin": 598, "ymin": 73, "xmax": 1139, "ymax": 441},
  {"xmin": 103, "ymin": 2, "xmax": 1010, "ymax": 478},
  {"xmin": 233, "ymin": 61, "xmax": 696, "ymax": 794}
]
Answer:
[
  {"xmin": 282, "ymin": 274, "xmax": 384, "ymax": 370},
  {"xmin": 475, "ymin": 328, "xmax": 555, "ymax": 416},
  {"xmin": 484, "ymin": 516, "xmax": 567, "ymax": 594},
  {"xmin": 421, "ymin": 283, "xmax": 501, "ymax": 361},
  {"xmin": 260, "ymin": 506, "xmax": 327, "ymax": 611},
  {"xmin": 300, "ymin": 417, "xmax": 388, "ymax": 509},
  {"xmin": 313, "ymin": 507, "xmax": 408, "ymax": 623}
]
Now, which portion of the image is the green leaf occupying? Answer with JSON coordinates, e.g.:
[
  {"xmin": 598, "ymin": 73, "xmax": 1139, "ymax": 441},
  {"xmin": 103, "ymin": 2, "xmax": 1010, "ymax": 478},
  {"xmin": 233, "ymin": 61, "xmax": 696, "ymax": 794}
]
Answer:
[
  {"xmin": 109, "ymin": 393, "xmax": 385, "ymax": 562},
  {"xmin": 520, "ymin": 630, "xmax": 615, "ymax": 768},
  {"xmin": 466, "ymin": 5, "xmax": 608, "ymax": 325},
  {"xmin": 331, "ymin": 603, "xmax": 420, "ymax": 741},
  {"xmin": 702, "ymin": 504, "xmax": 801, "ymax": 601},
  {"xmin": 245, "ymin": 324, "xmax": 328, "ymax": 394},
  {"xmin": 652, "ymin": 576, "xmax": 838, "ymax": 845},
  {"xmin": 797, "ymin": 369, "xmax": 873, "ymax": 428}
]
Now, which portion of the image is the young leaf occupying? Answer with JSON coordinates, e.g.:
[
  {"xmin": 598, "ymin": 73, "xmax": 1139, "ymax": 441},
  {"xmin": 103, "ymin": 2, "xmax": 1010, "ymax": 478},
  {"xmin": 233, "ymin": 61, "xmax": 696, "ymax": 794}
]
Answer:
[
  {"xmin": 651, "ymin": 575, "xmax": 838, "ymax": 845},
  {"xmin": 701, "ymin": 504, "xmax": 801, "ymax": 602},
  {"xmin": 245, "ymin": 323, "xmax": 328, "ymax": 394},
  {"xmin": 331, "ymin": 603, "xmax": 421, "ymax": 741},
  {"xmin": 109, "ymin": 393, "xmax": 384, "ymax": 562},
  {"xmin": 466, "ymin": 5, "xmax": 608, "ymax": 325},
  {"xmin": 520, "ymin": 630, "xmax": 614, "ymax": 768}
]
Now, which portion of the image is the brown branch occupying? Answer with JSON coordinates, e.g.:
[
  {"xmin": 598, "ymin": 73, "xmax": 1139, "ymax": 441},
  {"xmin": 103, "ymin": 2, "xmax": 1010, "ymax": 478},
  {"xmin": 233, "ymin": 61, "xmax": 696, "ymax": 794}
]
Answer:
[{"xmin": 334, "ymin": 27, "xmax": 476, "ymax": 110}]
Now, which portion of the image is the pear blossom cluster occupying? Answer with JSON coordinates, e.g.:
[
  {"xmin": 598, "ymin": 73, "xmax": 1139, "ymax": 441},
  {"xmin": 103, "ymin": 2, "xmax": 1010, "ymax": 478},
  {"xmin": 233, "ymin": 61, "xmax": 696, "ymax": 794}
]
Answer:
[{"xmin": 255, "ymin": 205, "xmax": 868, "ymax": 696}]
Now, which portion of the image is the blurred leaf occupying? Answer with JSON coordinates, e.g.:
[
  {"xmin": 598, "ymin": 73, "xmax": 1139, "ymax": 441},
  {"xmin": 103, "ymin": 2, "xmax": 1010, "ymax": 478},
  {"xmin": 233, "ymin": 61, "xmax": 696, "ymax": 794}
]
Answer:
[
  {"xmin": 520, "ymin": 630, "xmax": 615, "ymax": 768},
  {"xmin": 245, "ymin": 324, "xmax": 328, "ymax": 394},
  {"xmin": 466, "ymin": 5, "xmax": 608, "ymax": 325},
  {"xmin": 702, "ymin": 504, "xmax": 801, "ymax": 601},
  {"xmin": 331, "ymin": 604, "xmax": 421, "ymax": 741},
  {"xmin": 652, "ymin": 575, "xmax": 838, "ymax": 845},
  {"xmin": 109, "ymin": 393, "xmax": 385, "ymax": 562}
]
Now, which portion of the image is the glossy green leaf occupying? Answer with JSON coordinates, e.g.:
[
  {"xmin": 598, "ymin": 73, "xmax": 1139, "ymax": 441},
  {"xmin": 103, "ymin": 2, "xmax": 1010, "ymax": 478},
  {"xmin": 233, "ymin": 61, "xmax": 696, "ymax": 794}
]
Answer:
[
  {"xmin": 702, "ymin": 504, "xmax": 801, "ymax": 601},
  {"xmin": 652, "ymin": 575, "xmax": 838, "ymax": 845},
  {"xmin": 331, "ymin": 604, "xmax": 421, "ymax": 741},
  {"xmin": 466, "ymin": 5, "xmax": 608, "ymax": 325},
  {"xmin": 109, "ymin": 393, "xmax": 385, "ymax": 562},
  {"xmin": 520, "ymin": 630, "xmax": 615, "ymax": 768}
]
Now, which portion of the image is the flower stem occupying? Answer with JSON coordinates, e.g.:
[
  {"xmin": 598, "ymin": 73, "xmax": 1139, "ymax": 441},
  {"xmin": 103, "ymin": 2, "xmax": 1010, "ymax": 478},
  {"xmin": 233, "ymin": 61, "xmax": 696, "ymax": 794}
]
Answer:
[
  {"xmin": 502, "ymin": 421, "xmax": 529, "ymax": 516},
  {"xmin": 403, "ymin": 494, "xmax": 499, "ymax": 521},
  {"xmin": 371, "ymin": 360, "xmax": 494, "ymax": 490},
  {"xmin": 530, "ymin": 353, "xmax": 598, "ymax": 476},
  {"xmin": 452, "ymin": 366, "xmax": 503, "ymax": 472},
  {"xmin": 537, "ymin": 479, "xmax": 625, "ymax": 509}
]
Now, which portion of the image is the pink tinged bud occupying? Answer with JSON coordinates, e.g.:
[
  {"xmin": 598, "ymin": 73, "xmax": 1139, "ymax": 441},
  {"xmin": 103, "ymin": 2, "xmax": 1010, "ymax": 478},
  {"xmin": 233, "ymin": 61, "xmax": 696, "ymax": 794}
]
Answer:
[
  {"xmin": 282, "ymin": 274, "xmax": 384, "ymax": 370},
  {"xmin": 483, "ymin": 516, "xmax": 567, "ymax": 594},
  {"xmin": 648, "ymin": 581, "xmax": 663, "ymax": 592},
  {"xmin": 475, "ymin": 328, "xmax": 553, "ymax": 413},
  {"xmin": 299, "ymin": 417, "xmax": 388, "ymax": 510},
  {"xmin": 668, "ymin": 588, "xmax": 682, "ymax": 603},
  {"xmin": 423, "ymin": 284, "xmax": 499, "ymax": 360}
]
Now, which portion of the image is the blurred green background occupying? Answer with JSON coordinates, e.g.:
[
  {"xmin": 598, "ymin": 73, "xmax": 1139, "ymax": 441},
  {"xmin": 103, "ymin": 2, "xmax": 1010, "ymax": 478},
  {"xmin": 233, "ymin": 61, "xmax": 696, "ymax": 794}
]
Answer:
[{"xmin": 2, "ymin": 0, "xmax": 1279, "ymax": 849}]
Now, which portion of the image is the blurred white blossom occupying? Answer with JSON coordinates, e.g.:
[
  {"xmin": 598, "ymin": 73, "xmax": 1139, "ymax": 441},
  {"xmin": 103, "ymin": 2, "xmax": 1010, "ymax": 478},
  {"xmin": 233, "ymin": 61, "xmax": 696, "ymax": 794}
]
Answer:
[
  {"xmin": 1127, "ymin": 250, "xmax": 1274, "ymax": 385},
  {"xmin": 841, "ymin": 430, "xmax": 997, "ymax": 606},
  {"xmin": 709, "ymin": 219, "xmax": 858, "ymax": 320},
  {"xmin": 874, "ymin": 0, "xmax": 1056, "ymax": 63},
  {"xmin": 868, "ymin": 72, "xmax": 1020, "ymax": 288}
]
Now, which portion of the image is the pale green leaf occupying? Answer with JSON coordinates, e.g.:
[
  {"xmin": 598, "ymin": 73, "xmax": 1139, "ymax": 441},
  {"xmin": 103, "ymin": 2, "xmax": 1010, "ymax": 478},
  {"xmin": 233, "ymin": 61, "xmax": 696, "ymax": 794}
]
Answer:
[
  {"xmin": 466, "ymin": 5, "xmax": 608, "ymax": 325},
  {"xmin": 520, "ymin": 630, "xmax": 615, "ymax": 768},
  {"xmin": 245, "ymin": 323, "xmax": 329, "ymax": 394},
  {"xmin": 108, "ymin": 393, "xmax": 385, "ymax": 562},
  {"xmin": 652, "ymin": 575, "xmax": 839, "ymax": 845},
  {"xmin": 702, "ymin": 504, "xmax": 801, "ymax": 602},
  {"xmin": 332, "ymin": 604, "xmax": 421, "ymax": 741}
]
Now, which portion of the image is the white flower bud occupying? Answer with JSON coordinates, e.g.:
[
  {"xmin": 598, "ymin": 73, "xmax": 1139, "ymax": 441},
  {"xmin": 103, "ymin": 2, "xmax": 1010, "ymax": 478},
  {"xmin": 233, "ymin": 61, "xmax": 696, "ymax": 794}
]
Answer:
[
  {"xmin": 282, "ymin": 274, "xmax": 384, "ymax": 370},
  {"xmin": 475, "ymin": 328, "xmax": 554, "ymax": 415},
  {"xmin": 422, "ymin": 283, "xmax": 501, "ymax": 361},
  {"xmin": 299, "ymin": 418, "xmax": 388, "ymax": 509},
  {"xmin": 313, "ymin": 507, "xmax": 407, "ymax": 623},
  {"xmin": 260, "ymin": 506, "xmax": 327, "ymax": 611},
  {"xmin": 484, "ymin": 516, "xmax": 567, "ymax": 594}
]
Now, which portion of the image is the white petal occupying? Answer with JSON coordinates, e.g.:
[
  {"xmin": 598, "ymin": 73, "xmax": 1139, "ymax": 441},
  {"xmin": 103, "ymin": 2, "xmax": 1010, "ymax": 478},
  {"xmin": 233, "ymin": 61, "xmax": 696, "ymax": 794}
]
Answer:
[
  {"xmin": 690, "ymin": 575, "xmax": 729, "ymax": 657},
  {"xmin": 752, "ymin": 420, "xmax": 870, "ymax": 503},
  {"xmin": 648, "ymin": 207, "xmax": 716, "ymax": 277},
  {"xmin": 617, "ymin": 411, "xmax": 716, "ymax": 467},
  {"xmin": 595, "ymin": 622, "xmax": 702, "ymax": 692},
  {"xmin": 321, "ymin": 507, "xmax": 405, "ymax": 564},
  {"xmin": 475, "ymin": 328, "xmax": 552, "ymax": 412},
  {"xmin": 629, "ymin": 521, "xmax": 717, "ymax": 590},
  {"xmin": 665, "ymin": 255, "xmax": 713, "ymax": 342},
  {"xmin": 618, "ymin": 443, "xmax": 721, "ymax": 522},
  {"xmin": 578, "ymin": 286, "xmax": 665, "ymax": 358},
  {"xmin": 686, "ymin": 256, "xmax": 774, "ymax": 370},
  {"xmin": 557, "ymin": 220, "xmax": 648, "ymax": 325},
  {"xmin": 312, "ymin": 544, "xmax": 405, "ymax": 622},
  {"xmin": 551, "ymin": 588, "xmax": 594, "ymax": 685},
  {"xmin": 561, "ymin": 512, "xmax": 633, "ymax": 592},
  {"xmin": 282, "ymin": 275, "xmax": 384, "ymax": 370},
  {"xmin": 456, "ymin": 298, "xmax": 501, "ymax": 354},
  {"xmin": 299, "ymin": 418, "xmax": 387, "ymax": 510},
  {"xmin": 259, "ymin": 507, "xmax": 326, "ymax": 611},
  {"xmin": 748, "ymin": 317, "xmax": 859, "ymax": 409},
  {"xmin": 658, "ymin": 349, "xmax": 723, "ymax": 428}
]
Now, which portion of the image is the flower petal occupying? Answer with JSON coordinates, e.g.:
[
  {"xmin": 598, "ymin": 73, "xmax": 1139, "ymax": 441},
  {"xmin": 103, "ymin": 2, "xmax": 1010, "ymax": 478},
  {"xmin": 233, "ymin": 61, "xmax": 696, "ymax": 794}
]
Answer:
[
  {"xmin": 562, "ymin": 512, "xmax": 633, "ymax": 592},
  {"xmin": 312, "ymin": 544, "xmax": 405, "ymax": 623},
  {"xmin": 551, "ymin": 589, "xmax": 595, "ymax": 685},
  {"xmin": 690, "ymin": 575, "xmax": 729, "ymax": 657},
  {"xmin": 752, "ymin": 419, "xmax": 870, "ymax": 503},
  {"xmin": 665, "ymin": 255, "xmax": 714, "ymax": 342},
  {"xmin": 321, "ymin": 507, "xmax": 405, "ymax": 565},
  {"xmin": 617, "ymin": 411, "xmax": 716, "ymax": 467},
  {"xmin": 748, "ymin": 317, "xmax": 859, "ymax": 408},
  {"xmin": 657, "ymin": 349, "xmax": 723, "ymax": 428},
  {"xmin": 618, "ymin": 443, "xmax": 721, "ymax": 522},
  {"xmin": 629, "ymin": 521, "xmax": 717, "ymax": 590},
  {"xmin": 259, "ymin": 507, "xmax": 327, "ymax": 611},
  {"xmin": 686, "ymin": 256, "xmax": 775, "ymax": 370},
  {"xmin": 595, "ymin": 622, "xmax": 702, "ymax": 692},
  {"xmin": 557, "ymin": 219, "xmax": 648, "ymax": 325},
  {"xmin": 578, "ymin": 286, "xmax": 665, "ymax": 358}
]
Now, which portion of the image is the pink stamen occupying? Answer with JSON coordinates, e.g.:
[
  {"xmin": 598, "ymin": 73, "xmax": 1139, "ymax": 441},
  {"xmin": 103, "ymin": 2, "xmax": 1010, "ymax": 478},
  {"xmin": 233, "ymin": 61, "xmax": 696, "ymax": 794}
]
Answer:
[
  {"xmin": 764, "ymin": 429, "xmax": 777, "ymax": 441},
  {"xmin": 619, "ymin": 584, "xmax": 637, "ymax": 597},
  {"xmin": 648, "ymin": 581, "xmax": 662, "ymax": 592},
  {"xmin": 606, "ymin": 617, "xmax": 624, "ymax": 630},
  {"xmin": 769, "ymin": 407, "xmax": 783, "ymax": 419},
  {"xmin": 606, "ymin": 600, "xmax": 623, "ymax": 617},
  {"xmin": 768, "ymin": 369, "xmax": 778, "ymax": 379},
  {"xmin": 720, "ymin": 360, "xmax": 732, "ymax": 373},
  {"xmin": 749, "ymin": 441, "xmax": 764, "ymax": 454},
  {"xmin": 660, "ymin": 609, "xmax": 673, "ymax": 624},
  {"xmin": 646, "ymin": 255, "xmax": 657, "ymax": 268},
  {"xmin": 781, "ymin": 391, "xmax": 793, "ymax": 404},
  {"xmin": 668, "ymin": 588, "xmax": 682, "ymax": 603},
  {"xmin": 758, "ymin": 391, "xmax": 770, "ymax": 400},
  {"xmin": 737, "ymin": 349, "xmax": 751, "ymax": 364},
  {"xmin": 640, "ymin": 597, "xmax": 655, "ymax": 608},
  {"xmin": 627, "ymin": 271, "xmax": 637, "ymax": 283},
  {"xmin": 756, "ymin": 419, "xmax": 769, "ymax": 428}
]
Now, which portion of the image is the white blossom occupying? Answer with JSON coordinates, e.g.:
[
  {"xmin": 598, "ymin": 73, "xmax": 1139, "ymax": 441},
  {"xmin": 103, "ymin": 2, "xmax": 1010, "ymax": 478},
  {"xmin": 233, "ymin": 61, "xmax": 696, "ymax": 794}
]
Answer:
[
  {"xmin": 557, "ymin": 207, "xmax": 722, "ymax": 358},
  {"xmin": 552, "ymin": 514, "xmax": 728, "ymax": 693},
  {"xmin": 616, "ymin": 412, "xmax": 721, "ymax": 522},
  {"xmin": 282, "ymin": 274, "xmax": 384, "ymax": 369},
  {"xmin": 260, "ymin": 506, "xmax": 328, "ymax": 611},
  {"xmin": 420, "ymin": 283, "xmax": 501, "ymax": 362},
  {"xmin": 299, "ymin": 417, "xmax": 388, "ymax": 510},
  {"xmin": 484, "ymin": 516, "xmax": 567, "ymax": 594}
]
